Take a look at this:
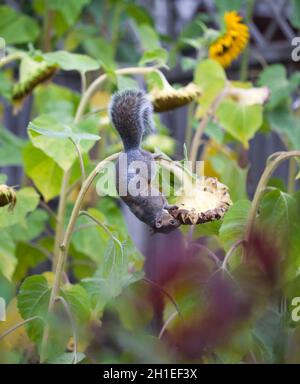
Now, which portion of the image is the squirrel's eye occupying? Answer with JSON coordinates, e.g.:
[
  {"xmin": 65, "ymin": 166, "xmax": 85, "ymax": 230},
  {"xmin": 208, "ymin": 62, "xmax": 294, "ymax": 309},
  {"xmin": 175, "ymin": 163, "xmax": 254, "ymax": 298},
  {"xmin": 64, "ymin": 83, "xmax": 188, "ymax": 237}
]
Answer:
[{"xmin": 170, "ymin": 219, "xmax": 177, "ymax": 226}]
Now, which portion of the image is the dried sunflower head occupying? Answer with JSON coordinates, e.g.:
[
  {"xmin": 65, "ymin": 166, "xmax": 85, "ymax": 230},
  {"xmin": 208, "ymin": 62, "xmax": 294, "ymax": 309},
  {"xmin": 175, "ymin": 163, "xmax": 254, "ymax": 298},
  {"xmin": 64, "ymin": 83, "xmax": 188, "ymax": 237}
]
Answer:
[
  {"xmin": 0, "ymin": 184, "xmax": 17, "ymax": 210},
  {"xmin": 12, "ymin": 57, "xmax": 57, "ymax": 112},
  {"xmin": 150, "ymin": 82, "xmax": 202, "ymax": 112},
  {"xmin": 169, "ymin": 177, "xmax": 232, "ymax": 225},
  {"xmin": 209, "ymin": 11, "xmax": 249, "ymax": 68}
]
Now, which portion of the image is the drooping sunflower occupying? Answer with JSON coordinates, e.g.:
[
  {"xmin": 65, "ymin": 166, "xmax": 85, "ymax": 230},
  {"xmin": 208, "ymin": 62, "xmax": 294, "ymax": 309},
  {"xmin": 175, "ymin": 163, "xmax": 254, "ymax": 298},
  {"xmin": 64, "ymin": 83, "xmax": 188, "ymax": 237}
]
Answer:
[
  {"xmin": 150, "ymin": 82, "xmax": 202, "ymax": 112},
  {"xmin": 209, "ymin": 11, "xmax": 249, "ymax": 68}
]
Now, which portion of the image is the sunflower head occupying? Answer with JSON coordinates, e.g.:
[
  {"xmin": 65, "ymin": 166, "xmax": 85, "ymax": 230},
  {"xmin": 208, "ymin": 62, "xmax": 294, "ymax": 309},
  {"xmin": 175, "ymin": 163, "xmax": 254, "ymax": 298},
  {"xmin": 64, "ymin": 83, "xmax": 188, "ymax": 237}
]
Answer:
[
  {"xmin": 169, "ymin": 177, "xmax": 232, "ymax": 225},
  {"xmin": 150, "ymin": 83, "xmax": 202, "ymax": 112},
  {"xmin": 12, "ymin": 59, "xmax": 57, "ymax": 112},
  {"xmin": 209, "ymin": 11, "xmax": 249, "ymax": 68}
]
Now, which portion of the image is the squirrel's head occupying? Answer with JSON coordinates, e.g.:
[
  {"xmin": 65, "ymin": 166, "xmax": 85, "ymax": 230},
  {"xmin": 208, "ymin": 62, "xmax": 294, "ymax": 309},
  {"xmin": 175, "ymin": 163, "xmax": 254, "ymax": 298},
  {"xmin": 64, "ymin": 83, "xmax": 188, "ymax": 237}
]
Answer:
[{"xmin": 153, "ymin": 210, "xmax": 180, "ymax": 234}]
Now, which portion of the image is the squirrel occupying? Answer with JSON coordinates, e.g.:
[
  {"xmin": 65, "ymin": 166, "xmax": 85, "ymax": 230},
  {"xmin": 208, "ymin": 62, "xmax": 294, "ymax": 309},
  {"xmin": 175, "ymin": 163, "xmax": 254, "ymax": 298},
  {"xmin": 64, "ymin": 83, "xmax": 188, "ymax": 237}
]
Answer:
[{"xmin": 109, "ymin": 89, "xmax": 180, "ymax": 234}]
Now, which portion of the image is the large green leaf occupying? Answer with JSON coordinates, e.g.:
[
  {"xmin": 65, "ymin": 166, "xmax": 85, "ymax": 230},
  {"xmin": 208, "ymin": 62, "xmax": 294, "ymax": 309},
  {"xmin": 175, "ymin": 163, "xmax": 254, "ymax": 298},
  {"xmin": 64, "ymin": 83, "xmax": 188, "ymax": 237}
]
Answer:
[
  {"xmin": 0, "ymin": 125, "xmax": 26, "ymax": 166},
  {"xmin": 216, "ymin": 100, "xmax": 263, "ymax": 148},
  {"xmin": 61, "ymin": 284, "xmax": 91, "ymax": 326},
  {"xmin": 71, "ymin": 210, "xmax": 110, "ymax": 264},
  {"xmin": 33, "ymin": 83, "xmax": 80, "ymax": 122},
  {"xmin": 23, "ymin": 142, "xmax": 84, "ymax": 201},
  {"xmin": 13, "ymin": 242, "xmax": 46, "ymax": 283},
  {"xmin": 81, "ymin": 239, "xmax": 143, "ymax": 316},
  {"xmin": 48, "ymin": 0, "xmax": 90, "ymax": 26},
  {"xmin": 23, "ymin": 143, "xmax": 63, "ymax": 202},
  {"xmin": 136, "ymin": 24, "xmax": 161, "ymax": 51},
  {"xmin": 219, "ymin": 199, "xmax": 251, "ymax": 252},
  {"xmin": 267, "ymin": 106, "xmax": 300, "ymax": 150},
  {"xmin": 0, "ymin": 6, "xmax": 39, "ymax": 44},
  {"xmin": 257, "ymin": 189, "xmax": 296, "ymax": 251},
  {"xmin": 43, "ymin": 51, "xmax": 100, "ymax": 74},
  {"xmin": 82, "ymin": 37, "xmax": 116, "ymax": 71},
  {"xmin": 0, "ymin": 273, "xmax": 14, "ymax": 303},
  {"xmin": 290, "ymin": 0, "xmax": 300, "ymax": 30},
  {"xmin": 9, "ymin": 209, "xmax": 48, "ymax": 243},
  {"xmin": 17, "ymin": 275, "xmax": 50, "ymax": 344},
  {"xmin": 258, "ymin": 65, "xmax": 300, "ymax": 110},
  {"xmin": 28, "ymin": 114, "xmax": 99, "ymax": 171},
  {"xmin": 194, "ymin": 59, "xmax": 226, "ymax": 114},
  {"xmin": 0, "ymin": 187, "xmax": 39, "ymax": 228},
  {"xmin": 125, "ymin": 4, "xmax": 153, "ymax": 26},
  {"xmin": 18, "ymin": 275, "xmax": 91, "ymax": 358}
]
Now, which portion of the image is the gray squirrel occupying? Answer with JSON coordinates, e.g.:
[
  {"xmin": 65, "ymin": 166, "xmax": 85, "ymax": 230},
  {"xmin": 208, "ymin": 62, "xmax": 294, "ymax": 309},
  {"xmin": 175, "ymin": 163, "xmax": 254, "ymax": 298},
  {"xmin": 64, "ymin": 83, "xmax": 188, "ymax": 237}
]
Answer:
[{"xmin": 109, "ymin": 89, "xmax": 180, "ymax": 233}]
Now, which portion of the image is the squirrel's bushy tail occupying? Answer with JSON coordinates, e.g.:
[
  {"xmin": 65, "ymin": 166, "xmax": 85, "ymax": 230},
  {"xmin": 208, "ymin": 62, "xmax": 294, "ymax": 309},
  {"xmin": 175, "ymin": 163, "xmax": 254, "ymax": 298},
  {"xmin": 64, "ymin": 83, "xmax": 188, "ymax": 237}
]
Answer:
[{"xmin": 109, "ymin": 89, "xmax": 154, "ymax": 151}]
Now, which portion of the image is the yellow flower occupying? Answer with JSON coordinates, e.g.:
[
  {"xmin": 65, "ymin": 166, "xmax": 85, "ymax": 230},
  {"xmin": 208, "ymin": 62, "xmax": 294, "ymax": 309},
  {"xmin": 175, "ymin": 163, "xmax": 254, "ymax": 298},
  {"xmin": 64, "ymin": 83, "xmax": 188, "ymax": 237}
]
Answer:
[{"xmin": 209, "ymin": 11, "xmax": 249, "ymax": 68}]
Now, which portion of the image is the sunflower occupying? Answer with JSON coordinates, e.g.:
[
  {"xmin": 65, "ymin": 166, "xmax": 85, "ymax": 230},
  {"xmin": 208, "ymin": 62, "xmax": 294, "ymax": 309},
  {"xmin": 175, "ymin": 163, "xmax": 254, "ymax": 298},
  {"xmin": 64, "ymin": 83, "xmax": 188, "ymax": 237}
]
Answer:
[
  {"xmin": 150, "ymin": 83, "xmax": 202, "ymax": 112},
  {"xmin": 209, "ymin": 11, "xmax": 249, "ymax": 68},
  {"xmin": 169, "ymin": 177, "xmax": 232, "ymax": 225}
]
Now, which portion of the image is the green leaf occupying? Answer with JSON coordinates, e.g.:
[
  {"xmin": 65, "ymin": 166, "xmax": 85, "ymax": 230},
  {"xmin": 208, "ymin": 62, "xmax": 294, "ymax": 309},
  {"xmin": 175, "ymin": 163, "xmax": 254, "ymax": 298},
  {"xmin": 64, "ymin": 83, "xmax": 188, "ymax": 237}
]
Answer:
[
  {"xmin": 139, "ymin": 48, "xmax": 168, "ymax": 67},
  {"xmin": 9, "ymin": 209, "xmax": 48, "ymax": 243},
  {"xmin": 0, "ymin": 273, "xmax": 14, "ymax": 303},
  {"xmin": 258, "ymin": 189, "xmax": 297, "ymax": 252},
  {"xmin": 23, "ymin": 143, "xmax": 63, "ymax": 202},
  {"xmin": 47, "ymin": 352, "xmax": 86, "ymax": 364},
  {"xmin": 61, "ymin": 284, "xmax": 91, "ymax": 326},
  {"xmin": 48, "ymin": 0, "xmax": 90, "ymax": 26},
  {"xmin": 135, "ymin": 24, "xmax": 161, "ymax": 51},
  {"xmin": 82, "ymin": 37, "xmax": 116, "ymax": 71},
  {"xmin": 0, "ymin": 231, "xmax": 16, "ymax": 281},
  {"xmin": 71, "ymin": 211, "xmax": 110, "ymax": 264},
  {"xmin": 0, "ymin": 125, "xmax": 26, "ymax": 166},
  {"xmin": 267, "ymin": 106, "xmax": 300, "ymax": 150},
  {"xmin": 125, "ymin": 4, "xmax": 153, "ymax": 26},
  {"xmin": 43, "ymin": 51, "xmax": 100, "ymax": 74},
  {"xmin": 13, "ymin": 242, "xmax": 46, "ymax": 282},
  {"xmin": 17, "ymin": 275, "xmax": 50, "ymax": 344},
  {"xmin": 28, "ymin": 114, "xmax": 100, "ymax": 171},
  {"xmin": 195, "ymin": 59, "xmax": 226, "ymax": 114},
  {"xmin": 258, "ymin": 65, "xmax": 300, "ymax": 110},
  {"xmin": 117, "ymin": 76, "xmax": 139, "ymax": 91},
  {"xmin": 0, "ymin": 6, "xmax": 39, "ymax": 44},
  {"xmin": 216, "ymin": 100, "xmax": 263, "ymax": 148},
  {"xmin": 290, "ymin": 0, "xmax": 300, "ymax": 29},
  {"xmin": 195, "ymin": 59, "xmax": 226, "ymax": 89},
  {"xmin": 0, "ymin": 187, "xmax": 39, "ymax": 228},
  {"xmin": 29, "ymin": 121, "xmax": 100, "ymax": 143},
  {"xmin": 33, "ymin": 83, "xmax": 80, "ymax": 122},
  {"xmin": 219, "ymin": 200, "xmax": 251, "ymax": 252}
]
